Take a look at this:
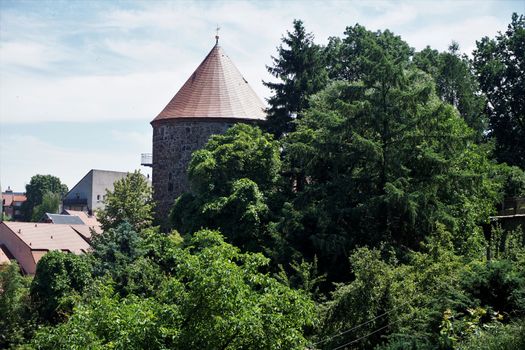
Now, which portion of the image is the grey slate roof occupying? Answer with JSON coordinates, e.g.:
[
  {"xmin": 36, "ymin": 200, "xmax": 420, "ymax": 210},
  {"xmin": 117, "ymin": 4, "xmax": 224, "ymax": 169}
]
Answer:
[{"xmin": 45, "ymin": 213, "xmax": 85, "ymax": 225}]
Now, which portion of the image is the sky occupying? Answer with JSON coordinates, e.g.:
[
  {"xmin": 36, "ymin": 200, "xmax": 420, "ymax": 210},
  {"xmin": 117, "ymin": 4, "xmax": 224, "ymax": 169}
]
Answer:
[{"xmin": 0, "ymin": 0, "xmax": 523, "ymax": 192}]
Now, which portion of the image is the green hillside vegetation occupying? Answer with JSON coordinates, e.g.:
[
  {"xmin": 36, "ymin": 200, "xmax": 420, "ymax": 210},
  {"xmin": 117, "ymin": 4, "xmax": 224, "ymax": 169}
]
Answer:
[{"xmin": 1, "ymin": 13, "xmax": 524, "ymax": 350}]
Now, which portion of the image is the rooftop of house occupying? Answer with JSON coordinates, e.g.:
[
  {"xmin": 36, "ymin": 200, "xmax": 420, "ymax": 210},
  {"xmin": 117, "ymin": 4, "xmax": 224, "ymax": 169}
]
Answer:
[
  {"xmin": 1, "ymin": 222, "xmax": 91, "ymax": 254},
  {"xmin": 64, "ymin": 210, "xmax": 101, "ymax": 227},
  {"xmin": 152, "ymin": 41, "xmax": 266, "ymax": 123},
  {"xmin": 70, "ymin": 224, "xmax": 102, "ymax": 241},
  {"xmin": 2, "ymin": 191, "xmax": 27, "ymax": 206},
  {"xmin": 0, "ymin": 245, "xmax": 11, "ymax": 265},
  {"xmin": 44, "ymin": 213, "xmax": 85, "ymax": 225}
]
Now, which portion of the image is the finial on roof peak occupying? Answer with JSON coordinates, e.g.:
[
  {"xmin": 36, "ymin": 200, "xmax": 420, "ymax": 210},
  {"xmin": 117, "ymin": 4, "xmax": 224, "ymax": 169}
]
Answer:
[{"xmin": 215, "ymin": 24, "xmax": 220, "ymax": 45}]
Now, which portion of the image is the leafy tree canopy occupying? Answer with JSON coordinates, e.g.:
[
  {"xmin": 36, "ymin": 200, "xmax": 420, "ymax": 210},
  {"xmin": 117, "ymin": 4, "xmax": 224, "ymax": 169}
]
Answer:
[
  {"xmin": 29, "ymin": 230, "xmax": 315, "ymax": 350},
  {"xmin": 281, "ymin": 47, "xmax": 501, "ymax": 280},
  {"xmin": 473, "ymin": 13, "xmax": 525, "ymax": 168},
  {"xmin": 22, "ymin": 175, "xmax": 68, "ymax": 221},
  {"xmin": 30, "ymin": 251, "xmax": 92, "ymax": 324},
  {"xmin": 31, "ymin": 191, "xmax": 61, "ymax": 222},
  {"xmin": 97, "ymin": 170, "xmax": 153, "ymax": 232},
  {"xmin": 0, "ymin": 263, "xmax": 34, "ymax": 348},
  {"xmin": 414, "ymin": 43, "xmax": 488, "ymax": 140},
  {"xmin": 325, "ymin": 23, "xmax": 413, "ymax": 82},
  {"xmin": 171, "ymin": 124, "xmax": 282, "ymax": 253}
]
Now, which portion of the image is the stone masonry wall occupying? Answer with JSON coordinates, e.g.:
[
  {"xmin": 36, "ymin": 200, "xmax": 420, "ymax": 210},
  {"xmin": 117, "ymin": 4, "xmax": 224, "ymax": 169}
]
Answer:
[{"xmin": 152, "ymin": 119, "xmax": 235, "ymax": 226}]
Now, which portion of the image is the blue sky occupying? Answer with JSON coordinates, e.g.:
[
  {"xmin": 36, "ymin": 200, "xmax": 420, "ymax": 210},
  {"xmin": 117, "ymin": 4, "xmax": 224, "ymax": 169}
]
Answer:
[{"xmin": 0, "ymin": 0, "xmax": 523, "ymax": 191}]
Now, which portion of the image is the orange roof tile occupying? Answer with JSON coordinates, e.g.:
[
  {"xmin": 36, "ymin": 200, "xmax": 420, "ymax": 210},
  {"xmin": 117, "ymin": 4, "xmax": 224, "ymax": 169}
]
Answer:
[
  {"xmin": 13, "ymin": 195, "xmax": 27, "ymax": 202},
  {"xmin": 2, "ymin": 222, "xmax": 90, "ymax": 254},
  {"xmin": 152, "ymin": 43, "xmax": 266, "ymax": 123},
  {"xmin": 70, "ymin": 224, "xmax": 102, "ymax": 242},
  {"xmin": 2, "ymin": 193, "xmax": 26, "ymax": 206}
]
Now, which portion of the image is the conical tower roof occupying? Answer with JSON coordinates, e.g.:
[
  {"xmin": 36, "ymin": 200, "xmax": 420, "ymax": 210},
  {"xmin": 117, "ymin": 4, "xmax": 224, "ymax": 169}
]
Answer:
[{"xmin": 152, "ymin": 43, "xmax": 266, "ymax": 123}]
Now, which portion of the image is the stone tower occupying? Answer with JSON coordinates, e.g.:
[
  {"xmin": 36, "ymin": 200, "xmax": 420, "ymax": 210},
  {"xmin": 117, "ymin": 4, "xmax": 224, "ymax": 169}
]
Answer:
[{"xmin": 151, "ymin": 39, "xmax": 266, "ymax": 222}]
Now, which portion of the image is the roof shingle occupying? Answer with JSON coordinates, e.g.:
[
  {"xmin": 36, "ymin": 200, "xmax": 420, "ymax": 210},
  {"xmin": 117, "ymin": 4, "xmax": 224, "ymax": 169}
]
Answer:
[{"xmin": 152, "ymin": 44, "xmax": 266, "ymax": 123}]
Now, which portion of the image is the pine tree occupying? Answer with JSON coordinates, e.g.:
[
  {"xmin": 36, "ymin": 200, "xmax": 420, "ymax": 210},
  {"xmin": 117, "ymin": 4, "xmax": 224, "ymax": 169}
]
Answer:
[
  {"xmin": 473, "ymin": 13, "xmax": 525, "ymax": 168},
  {"xmin": 264, "ymin": 20, "xmax": 327, "ymax": 138},
  {"xmin": 414, "ymin": 43, "xmax": 488, "ymax": 141}
]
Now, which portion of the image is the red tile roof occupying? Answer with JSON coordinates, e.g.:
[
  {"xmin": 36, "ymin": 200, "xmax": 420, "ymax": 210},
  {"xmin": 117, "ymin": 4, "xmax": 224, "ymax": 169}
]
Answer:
[
  {"xmin": 152, "ymin": 44, "xmax": 266, "ymax": 123},
  {"xmin": 2, "ymin": 193, "xmax": 26, "ymax": 207},
  {"xmin": 70, "ymin": 224, "xmax": 102, "ymax": 242}
]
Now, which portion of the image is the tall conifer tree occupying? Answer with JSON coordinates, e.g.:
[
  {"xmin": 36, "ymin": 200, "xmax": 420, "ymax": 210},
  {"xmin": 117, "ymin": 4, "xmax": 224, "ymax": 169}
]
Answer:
[
  {"xmin": 473, "ymin": 13, "xmax": 525, "ymax": 168},
  {"xmin": 264, "ymin": 20, "xmax": 327, "ymax": 137}
]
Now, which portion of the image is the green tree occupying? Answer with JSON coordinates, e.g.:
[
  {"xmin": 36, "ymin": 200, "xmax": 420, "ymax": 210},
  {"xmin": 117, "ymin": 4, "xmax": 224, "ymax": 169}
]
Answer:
[
  {"xmin": 22, "ymin": 175, "xmax": 68, "ymax": 221},
  {"xmin": 31, "ymin": 191, "xmax": 61, "ymax": 222},
  {"xmin": 282, "ymin": 37, "xmax": 500, "ymax": 280},
  {"xmin": 90, "ymin": 222, "xmax": 153, "ymax": 296},
  {"xmin": 0, "ymin": 263, "xmax": 35, "ymax": 348},
  {"xmin": 30, "ymin": 251, "xmax": 92, "ymax": 323},
  {"xmin": 317, "ymin": 225, "xmax": 474, "ymax": 350},
  {"xmin": 461, "ymin": 259, "xmax": 525, "ymax": 317},
  {"xmin": 496, "ymin": 164, "xmax": 525, "ymax": 198},
  {"xmin": 458, "ymin": 320, "xmax": 525, "ymax": 350},
  {"xmin": 29, "ymin": 230, "xmax": 315, "ymax": 350},
  {"xmin": 264, "ymin": 19, "xmax": 328, "ymax": 137},
  {"xmin": 414, "ymin": 43, "xmax": 487, "ymax": 140},
  {"xmin": 325, "ymin": 24, "xmax": 413, "ymax": 82},
  {"xmin": 97, "ymin": 170, "xmax": 153, "ymax": 232},
  {"xmin": 473, "ymin": 13, "xmax": 525, "ymax": 168},
  {"xmin": 171, "ymin": 124, "xmax": 282, "ymax": 254}
]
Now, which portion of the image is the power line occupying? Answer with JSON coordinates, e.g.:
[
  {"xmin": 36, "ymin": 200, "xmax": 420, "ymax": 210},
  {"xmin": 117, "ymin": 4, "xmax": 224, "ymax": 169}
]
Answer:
[
  {"xmin": 332, "ymin": 317, "xmax": 405, "ymax": 350},
  {"xmin": 313, "ymin": 298, "xmax": 413, "ymax": 346}
]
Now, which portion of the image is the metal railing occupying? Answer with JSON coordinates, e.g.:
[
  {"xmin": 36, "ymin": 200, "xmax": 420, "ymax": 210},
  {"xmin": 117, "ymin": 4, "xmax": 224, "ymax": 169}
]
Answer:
[{"xmin": 141, "ymin": 153, "xmax": 153, "ymax": 167}]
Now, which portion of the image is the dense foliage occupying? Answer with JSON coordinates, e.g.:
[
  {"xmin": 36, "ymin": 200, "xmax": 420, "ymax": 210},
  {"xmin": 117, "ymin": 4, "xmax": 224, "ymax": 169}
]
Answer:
[
  {"xmin": 1, "ymin": 13, "xmax": 524, "ymax": 350},
  {"xmin": 26, "ymin": 228, "xmax": 314, "ymax": 349},
  {"xmin": 264, "ymin": 20, "xmax": 328, "ymax": 137},
  {"xmin": 0, "ymin": 264, "xmax": 34, "ymax": 348},
  {"xmin": 171, "ymin": 124, "xmax": 282, "ymax": 255},
  {"xmin": 21, "ymin": 174, "xmax": 68, "ymax": 221},
  {"xmin": 30, "ymin": 251, "xmax": 92, "ymax": 324},
  {"xmin": 30, "ymin": 191, "xmax": 61, "ymax": 222},
  {"xmin": 473, "ymin": 13, "xmax": 525, "ymax": 168},
  {"xmin": 414, "ymin": 43, "xmax": 487, "ymax": 140},
  {"xmin": 97, "ymin": 170, "xmax": 153, "ymax": 232}
]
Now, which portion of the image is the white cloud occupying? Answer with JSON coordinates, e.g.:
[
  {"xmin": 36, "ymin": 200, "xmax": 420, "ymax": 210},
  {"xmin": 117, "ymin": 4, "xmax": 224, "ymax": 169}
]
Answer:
[
  {"xmin": 0, "ymin": 71, "xmax": 182, "ymax": 123},
  {"xmin": 1, "ymin": 0, "xmax": 518, "ymax": 125},
  {"xmin": 0, "ymin": 0, "xmax": 521, "ymax": 193},
  {"xmin": 365, "ymin": 3, "xmax": 419, "ymax": 29},
  {"xmin": 0, "ymin": 41, "xmax": 65, "ymax": 70}
]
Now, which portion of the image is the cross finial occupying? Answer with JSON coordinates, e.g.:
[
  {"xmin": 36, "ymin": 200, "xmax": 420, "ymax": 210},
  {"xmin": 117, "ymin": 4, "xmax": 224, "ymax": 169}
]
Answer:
[{"xmin": 215, "ymin": 25, "xmax": 220, "ymax": 45}]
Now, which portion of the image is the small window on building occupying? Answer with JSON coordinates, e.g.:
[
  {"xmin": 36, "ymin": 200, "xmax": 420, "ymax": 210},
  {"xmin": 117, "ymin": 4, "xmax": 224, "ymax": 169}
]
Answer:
[{"xmin": 97, "ymin": 195, "xmax": 101, "ymax": 201}]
